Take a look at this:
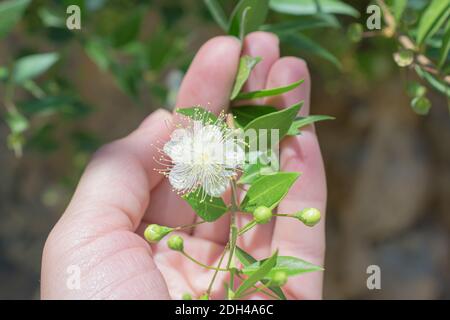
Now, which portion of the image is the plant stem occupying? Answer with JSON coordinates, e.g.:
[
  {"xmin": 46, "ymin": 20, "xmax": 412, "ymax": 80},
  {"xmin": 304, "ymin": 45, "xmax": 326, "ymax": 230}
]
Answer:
[
  {"xmin": 181, "ymin": 251, "xmax": 228, "ymax": 272},
  {"xmin": 238, "ymin": 220, "xmax": 256, "ymax": 236},
  {"xmin": 226, "ymin": 180, "xmax": 240, "ymax": 299},
  {"xmin": 206, "ymin": 242, "xmax": 229, "ymax": 296}
]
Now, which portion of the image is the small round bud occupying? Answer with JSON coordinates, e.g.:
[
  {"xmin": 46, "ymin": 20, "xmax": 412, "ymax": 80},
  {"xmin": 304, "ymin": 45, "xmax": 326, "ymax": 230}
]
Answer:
[
  {"xmin": 411, "ymin": 96, "xmax": 431, "ymax": 115},
  {"xmin": 295, "ymin": 208, "xmax": 321, "ymax": 227},
  {"xmin": 407, "ymin": 82, "xmax": 427, "ymax": 98},
  {"xmin": 272, "ymin": 271, "xmax": 288, "ymax": 286},
  {"xmin": 347, "ymin": 23, "xmax": 363, "ymax": 43},
  {"xmin": 393, "ymin": 49, "xmax": 414, "ymax": 67},
  {"xmin": 144, "ymin": 224, "xmax": 173, "ymax": 243},
  {"xmin": 199, "ymin": 293, "xmax": 209, "ymax": 300},
  {"xmin": 182, "ymin": 293, "xmax": 192, "ymax": 300},
  {"xmin": 167, "ymin": 235, "xmax": 184, "ymax": 251},
  {"xmin": 253, "ymin": 206, "xmax": 273, "ymax": 224}
]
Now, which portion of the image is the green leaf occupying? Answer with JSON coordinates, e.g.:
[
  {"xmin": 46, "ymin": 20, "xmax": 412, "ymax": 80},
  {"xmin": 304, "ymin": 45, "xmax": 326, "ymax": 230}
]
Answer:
[
  {"xmin": 229, "ymin": 0, "xmax": 270, "ymax": 38},
  {"xmin": 236, "ymin": 246, "xmax": 286, "ymax": 300},
  {"xmin": 416, "ymin": 0, "xmax": 450, "ymax": 46},
  {"xmin": 236, "ymin": 246, "xmax": 257, "ymax": 266},
  {"xmin": 261, "ymin": 14, "xmax": 340, "ymax": 34},
  {"xmin": 243, "ymin": 102, "xmax": 302, "ymax": 148},
  {"xmin": 415, "ymin": 65, "xmax": 450, "ymax": 98},
  {"xmin": 112, "ymin": 11, "xmax": 142, "ymax": 48},
  {"xmin": 240, "ymin": 172, "xmax": 300, "ymax": 212},
  {"xmin": 386, "ymin": 0, "xmax": 407, "ymax": 21},
  {"xmin": 182, "ymin": 190, "xmax": 228, "ymax": 222},
  {"xmin": 287, "ymin": 115, "xmax": 335, "ymax": 135},
  {"xmin": 12, "ymin": 53, "xmax": 60, "ymax": 84},
  {"xmin": 204, "ymin": 0, "xmax": 228, "ymax": 31},
  {"xmin": 176, "ymin": 107, "xmax": 219, "ymax": 124},
  {"xmin": 231, "ymin": 56, "xmax": 262, "ymax": 100},
  {"xmin": 269, "ymin": 0, "xmax": 359, "ymax": 18},
  {"xmin": 232, "ymin": 105, "xmax": 278, "ymax": 128},
  {"xmin": 281, "ymin": 33, "xmax": 342, "ymax": 69},
  {"xmin": 239, "ymin": 161, "xmax": 277, "ymax": 185},
  {"xmin": 235, "ymin": 79, "xmax": 303, "ymax": 100},
  {"xmin": 438, "ymin": 21, "xmax": 450, "ymax": 69},
  {"xmin": 234, "ymin": 250, "xmax": 278, "ymax": 298},
  {"xmin": 242, "ymin": 256, "xmax": 323, "ymax": 279},
  {"xmin": 0, "ymin": 0, "xmax": 31, "ymax": 39}
]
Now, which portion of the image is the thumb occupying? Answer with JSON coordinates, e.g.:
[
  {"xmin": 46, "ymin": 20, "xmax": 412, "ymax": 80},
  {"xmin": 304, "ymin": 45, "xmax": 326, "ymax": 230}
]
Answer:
[{"xmin": 41, "ymin": 109, "xmax": 173, "ymax": 299}]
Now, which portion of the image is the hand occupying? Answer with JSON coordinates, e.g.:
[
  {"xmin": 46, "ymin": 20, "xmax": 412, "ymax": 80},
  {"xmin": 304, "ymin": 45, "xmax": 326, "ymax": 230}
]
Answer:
[{"xmin": 41, "ymin": 32, "xmax": 327, "ymax": 300}]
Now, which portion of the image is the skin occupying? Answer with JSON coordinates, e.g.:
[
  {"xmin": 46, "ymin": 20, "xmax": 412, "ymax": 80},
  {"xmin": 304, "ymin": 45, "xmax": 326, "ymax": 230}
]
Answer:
[{"xmin": 41, "ymin": 32, "xmax": 327, "ymax": 300}]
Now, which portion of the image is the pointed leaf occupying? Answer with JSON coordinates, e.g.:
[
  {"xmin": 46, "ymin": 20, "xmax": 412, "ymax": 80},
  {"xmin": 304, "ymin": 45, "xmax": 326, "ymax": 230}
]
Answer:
[
  {"xmin": 235, "ymin": 79, "xmax": 303, "ymax": 100},
  {"xmin": 182, "ymin": 189, "xmax": 228, "ymax": 222},
  {"xmin": 229, "ymin": 0, "xmax": 270, "ymax": 38},
  {"xmin": 236, "ymin": 246, "xmax": 287, "ymax": 300},
  {"xmin": 287, "ymin": 115, "xmax": 335, "ymax": 135},
  {"xmin": 231, "ymin": 56, "xmax": 262, "ymax": 100},
  {"xmin": 242, "ymin": 256, "xmax": 324, "ymax": 279},
  {"xmin": 234, "ymin": 250, "xmax": 278, "ymax": 298},
  {"xmin": 243, "ymin": 102, "xmax": 302, "ymax": 149},
  {"xmin": 12, "ymin": 53, "xmax": 60, "ymax": 84},
  {"xmin": 232, "ymin": 105, "xmax": 278, "ymax": 128},
  {"xmin": 204, "ymin": 0, "xmax": 228, "ymax": 31},
  {"xmin": 240, "ymin": 172, "xmax": 300, "ymax": 212}
]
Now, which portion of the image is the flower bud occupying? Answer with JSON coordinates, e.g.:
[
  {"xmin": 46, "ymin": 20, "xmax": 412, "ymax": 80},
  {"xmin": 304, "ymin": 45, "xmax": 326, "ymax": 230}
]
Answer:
[
  {"xmin": 272, "ymin": 271, "xmax": 288, "ymax": 286},
  {"xmin": 393, "ymin": 49, "xmax": 414, "ymax": 67},
  {"xmin": 144, "ymin": 224, "xmax": 173, "ymax": 243},
  {"xmin": 182, "ymin": 293, "xmax": 192, "ymax": 300},
  {"xmin": 411, "ymin": 96, "xmax": 431, "ymax": 115},
  {"xmin": 199, "ymin": 293, "xmax": 209, "ymax": 300},
  {"xmin": 347, "ymin": 23, "xmax": 363, "ymax": 43},
  {"xmin": 167, "ymin": 235, "xmax": 184, "ymax": 251},
  {"xmin": 253, "ymin": 206, "xmax": 273, "ymax": 224},
  {"xmin": 295, "ymin": 208, "xmax": 321, "ymax": 227}
]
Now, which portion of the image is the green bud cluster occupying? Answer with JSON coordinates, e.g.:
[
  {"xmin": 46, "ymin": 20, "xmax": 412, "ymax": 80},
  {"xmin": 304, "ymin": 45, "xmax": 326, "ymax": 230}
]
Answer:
[
  {"xmin": 144, "ymin": 224, "xmax": 173, "ymax": 243},
  {"xmin": 253, "ymin": 206, "xmax": 272, "ymax": 224},
  {"xmin": 294, "ymin": 208, "xmax": 321, "ymax": 227}
]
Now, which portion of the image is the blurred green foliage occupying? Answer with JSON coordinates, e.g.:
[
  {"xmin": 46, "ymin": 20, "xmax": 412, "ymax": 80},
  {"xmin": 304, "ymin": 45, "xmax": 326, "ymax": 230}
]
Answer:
[{"xmin": 0, "ymin": 0, "xmax": 448, "ymax": 188}]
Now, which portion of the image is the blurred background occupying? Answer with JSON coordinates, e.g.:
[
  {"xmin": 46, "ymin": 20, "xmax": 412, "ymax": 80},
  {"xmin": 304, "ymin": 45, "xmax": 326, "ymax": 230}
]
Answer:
[{"xmin": 0, "ymin": 0, "xmax": 449, "ymax": 299}]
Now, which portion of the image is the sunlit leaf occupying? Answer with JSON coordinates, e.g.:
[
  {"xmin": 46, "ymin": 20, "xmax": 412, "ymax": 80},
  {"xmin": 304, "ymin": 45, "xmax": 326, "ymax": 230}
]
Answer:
[
  {"xmin": 287, "ymin": 115, "xmax": 335, "ymax": 135},
  {"xmin": 235, "ymin": 80, "xmax": 303, "ymax": 100},
  {"xmin": 242, "ymin": 256, "xmax": 323, "ymax": 279},
  {"xmin": 232, "ymin": 105, "xmax": 277, "ymax": 128},
  {"xmin": 234, "ymin": 250, "xmax": 278, "ymax": 298},
  {"xmin": 231, "ymin": 56, "xmax": 262, "ymax": 100},
  {"xmin": 182, "ymin": 190, "xmax": 228, "ymax": 222},
  {"xmin": 235, "ymin": 246, "xmax": 286, "ymax": 300},
  {"xmin": 240, "ymin": 172, "xmax": 300, "ymax": 212},
  {"xmin": 12, "ymin": 53, "xmax": 60, "ymax": 84}
]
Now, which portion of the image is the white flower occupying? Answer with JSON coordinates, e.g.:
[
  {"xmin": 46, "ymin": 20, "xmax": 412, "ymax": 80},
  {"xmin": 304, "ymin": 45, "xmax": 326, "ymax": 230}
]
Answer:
[{"xmin": 160, "ymin": 117, "xmax": 244, "ymax": 198}]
